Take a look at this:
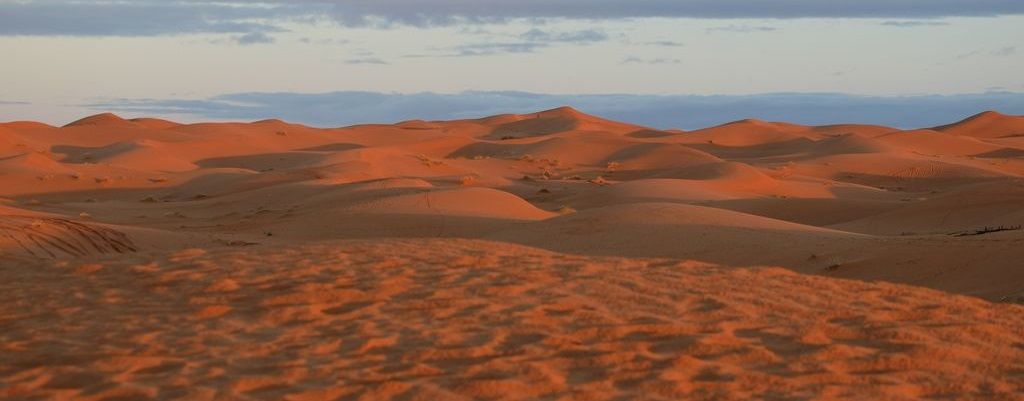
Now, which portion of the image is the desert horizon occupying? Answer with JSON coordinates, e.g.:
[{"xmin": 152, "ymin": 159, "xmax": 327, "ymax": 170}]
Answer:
[{"xmin": 3, "ymin": 0, "xmax": 1024, "ymax": 400}]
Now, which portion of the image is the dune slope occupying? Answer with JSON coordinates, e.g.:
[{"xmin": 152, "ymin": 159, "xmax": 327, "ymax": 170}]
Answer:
[{"xmin": 2, "ymin": 239, "xmax": 1022, "ymax": 401}]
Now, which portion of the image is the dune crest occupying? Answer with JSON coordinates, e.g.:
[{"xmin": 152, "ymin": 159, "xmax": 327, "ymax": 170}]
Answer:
[
  {"xmin": 933, "ymin": 110, "xmax": 1024, "ymax": 138},
  {"xmin": 0, "ymin": 108, "xmax": 1022, "ymax": 298},
  {"xmin": 63, "ymin": 112, "xmax": 135, "ymax": 128}
]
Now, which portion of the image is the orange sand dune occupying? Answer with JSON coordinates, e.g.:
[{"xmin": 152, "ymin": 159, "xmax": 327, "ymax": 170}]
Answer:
[
  {"xmin": 3, "ymin": 108, "xmax": 1024, "ymax": 400},
  {"xmin": 2, "ymin": 240, "xmax": 1023, "ymax": 401},
  {"xmin": 932, "ymin": 111, "xmax": 1024, "ymax": 138}
]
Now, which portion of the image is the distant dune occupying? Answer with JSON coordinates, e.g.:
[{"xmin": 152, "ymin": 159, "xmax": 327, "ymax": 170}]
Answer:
[{"xmin": 2, "ymin": 108, "xmax": 1024, "ymax": 400}]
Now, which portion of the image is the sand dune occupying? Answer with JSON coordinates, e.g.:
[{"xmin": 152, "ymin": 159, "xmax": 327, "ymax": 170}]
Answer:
[
  {"xmin": 2, "ymin": 240, "xmax": 1023, "ymax": 401},
  {"xmin": 3, "ymin": 107, "xmax": 1024, "ymax": 400},
  {"xmin": 490, "ymin": 202, "xmax": 864, "ymax": 269},
  {"xmin": 484, "ymin": 106, "xmax": 644, "ymax": 140},
  {"xmin": 0, "ymin": 213, "xmax": 137, "ymax": 259},
  {"xmin": 679, "ymin": 119, "xmax": 817, "ymax": 147},
  {"xmin": 933, "ymin": 111, "xmax": 1024, "ymax": 138},
  {"xmin": 3, "ymin": 107, "xmax": 1024, "ymax": 293},
  {"xmin": 875, "ymin": 129, "xmax": 1004, "ymax": 156}
]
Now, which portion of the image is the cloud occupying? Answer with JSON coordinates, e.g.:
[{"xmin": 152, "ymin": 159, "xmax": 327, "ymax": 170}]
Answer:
[
  {"xmin": 450, "ymin": 42, "xmax": 547, "ymax": 56},
  {"xmin": 299, "ymin": 37, "xmax": 351, "ymax": 45},
  {"xmin": 346, "ymin": 57, "xmax": 389, "ymax": 64},
  {"xmin": 706, "ymin": 25, "xmax": 778, "ymax": 33},
  {"xmin": 519, "ymin": 28, "xmax": 608, "ymax": 44},
  {"xmin": 84, "ymin": 91, "xmax": 1024, "ymax": 130},
  {"xmin": 881, "ymin": 20, "xmax": 951, "ymax": 27},
  {"xmin": 993, "ymin": 46, "xmax": 1018, "ymax": 56},
  {"xmin": 646, "ymin": 40, "xmax": 685, "ymax": 47},
  {"xmin": 3, "ymin": 1, "xmax": 1023, "ymax": 37},
  {"xmin": 289, "ymin": 0, "xmax": 1024, "ymax": 26},
  {"xmin": 956, "ymin": 50, "xmax": 982, "ymax": 60},
  {"xmin": 0, "ymin": 1, "xmax": 291, "ymax": 36},
  {"xmin": 235, "ymin": 32, "xmax": 275, "ymax": 45},
  {"xmin": 954, "ymin": 46, "xmax": 1019, "ymax": 61},
  {"xmin": 622, "ymin": 57, "xmax": 682, "ymax": 65},
  {"xmin": 0, "ymin": 100, "xmax": 31, "ymax": 105},
  {"xmin": 409, "ymin": 28, "xmax": 607, "ymax": 57}
]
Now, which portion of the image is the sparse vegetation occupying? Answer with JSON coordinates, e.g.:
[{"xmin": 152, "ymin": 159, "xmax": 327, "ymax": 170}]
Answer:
[
  {"xmin": 951, "ymin": 225, "xmax": 1022, "ymax": 237},
  {"xmin": 555, "ymin": 205, "xmax": 577, "ymax": 215},
  {"xmin": 414, "ymin": 154, "xmax": 445, "ymax": 167},
  {"xmin": 999, "ymin": 292, "xmax": 1024, "ymax": 304}
]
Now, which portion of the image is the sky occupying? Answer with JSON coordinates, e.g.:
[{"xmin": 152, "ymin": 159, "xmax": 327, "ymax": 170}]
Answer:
[{"xmin": 0, "ymin": 0, "xmax": 1022, "ymax": 129}]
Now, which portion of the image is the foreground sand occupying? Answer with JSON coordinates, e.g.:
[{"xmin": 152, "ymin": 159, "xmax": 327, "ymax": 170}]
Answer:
[
  {"xmin": 2, "ymin": 108, "xmax": 1024, "ymax": 400},
  {"xmin": 3, "ymin": 239, "xmax": 1023, "ymax": 401}
]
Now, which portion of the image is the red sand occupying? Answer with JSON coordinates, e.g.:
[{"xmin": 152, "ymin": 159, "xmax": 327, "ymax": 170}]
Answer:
[{"xmin": 2, "ymin": 108, "xmax": 1024, "ymax": 400}]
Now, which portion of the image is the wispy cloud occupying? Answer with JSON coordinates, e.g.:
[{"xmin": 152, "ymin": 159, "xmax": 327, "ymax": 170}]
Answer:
[
  {"xmin": 993, "ymin": 46, "xmax": 1018, "ymax": 56},
  {"xmin": 299, "ymin": 37, "xmax": 351, "ymax": 45},
  {"xmin": 706, "ymin": 25, "xmax": 778, "ymax": 33},
  {"xmin": 235, "ymin": 32, "xmax": 275, "ymax": 45},
  {"xmin": 345, "ymin": 57, "xmax": 389, "ymax": 64},
  {"xmin": 881, "ymin": 20, "xmax": 951, "ymax": 27},
  {"xmin": 955, "ymin": 46, "xmax": 1019, "ymax": 60},
  {"xmin": 622, "ymin": 57, "xmax": 682, "ymax": 65},
  {"xmin": 0, "ymin": 1, "xmax": 292, "ymax": 36},
  {"xmin": 645, "ymin": 40, "xmax": 685, "ymax": 47},
  {"xmin": 452, "ymin": 42, "xmax": 547, "ymax": 56},
  {"xmin": 519, "ymin": 28, "xmax": 608, "ymax": 44},
  {"xmin": 408, "ymin": 28, "xmax": 608, "ymax": 57},
  {"xmin": 292, "ymin": 0, "xmax": 1024, "ymax": 26},
  {"xmin": 2, "ymin": 1, "xmax": 1022, "ymax": 37},
  {"xmin": 956, "ymin": 50, "xmax": 981, "ymax": 60}
]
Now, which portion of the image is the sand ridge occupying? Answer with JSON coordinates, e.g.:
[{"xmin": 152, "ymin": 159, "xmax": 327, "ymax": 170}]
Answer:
[
  {"xmin": 3, "ymin": 108, "xmax": 1024, "ymax": 297},
  {"xmin": 2, "ymin": 239, "xmax": 1023, "ymax": 401}
]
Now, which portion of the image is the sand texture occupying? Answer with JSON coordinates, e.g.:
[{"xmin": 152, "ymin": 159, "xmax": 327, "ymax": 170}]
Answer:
[{"xmin": 3, "ymin": 240, "xmax": 1024, "ymax": 401}]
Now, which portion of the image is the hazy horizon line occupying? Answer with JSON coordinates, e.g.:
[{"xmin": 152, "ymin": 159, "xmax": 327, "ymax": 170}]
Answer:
[{"xmin": 4, "ymin": 90, "xmax": 1023, "ymax": 131}]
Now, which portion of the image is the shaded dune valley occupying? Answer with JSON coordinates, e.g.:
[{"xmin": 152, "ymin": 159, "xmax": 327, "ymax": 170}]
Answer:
[{"xmin": 2, "ymin": 107, "xmax": 1024, "ymax": 401}]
